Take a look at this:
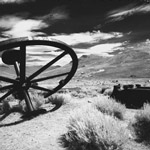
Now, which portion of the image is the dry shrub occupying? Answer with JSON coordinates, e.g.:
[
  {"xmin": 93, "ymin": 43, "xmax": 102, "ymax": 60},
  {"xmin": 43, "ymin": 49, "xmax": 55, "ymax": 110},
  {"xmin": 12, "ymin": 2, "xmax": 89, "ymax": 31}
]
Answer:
[
  {"xmin": 0, "ymin": 100, "xmax": 10, "ymax": 115},
  {"xmin": 30, "ymin": 93, "xmax": 44, "ymax": 108},
  {"xmin": 19, "ymin": 92, "xmax": 44, "ymax": 112},
  {"xmin": 47, "ymin": 93, "xmax": 71, "ymax": 106},
  {"xmin": 70, "ymin": 90, "xmax": 86, "ymax": 98},
  {"xmin": 131, "ymin": 103, "xmax": 150, "ymax": 144},
  {"xmin": 0, "ymin": 92, "xmax": 45, "ymax": 114},
  {"xmin": 59, "ymin": 105, "xmax": 128, "ymax": 150},
  {"xmin": 93, "ymin": 96, "xmax": 126, "ymax": 120}
]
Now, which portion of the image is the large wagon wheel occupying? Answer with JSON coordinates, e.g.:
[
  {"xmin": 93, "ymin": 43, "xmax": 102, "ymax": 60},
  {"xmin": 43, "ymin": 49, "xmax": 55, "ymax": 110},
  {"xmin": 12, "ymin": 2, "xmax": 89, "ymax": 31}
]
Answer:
[{"xmin": 0, "ymin": 36, "xmax": 78, "ymax": 117}]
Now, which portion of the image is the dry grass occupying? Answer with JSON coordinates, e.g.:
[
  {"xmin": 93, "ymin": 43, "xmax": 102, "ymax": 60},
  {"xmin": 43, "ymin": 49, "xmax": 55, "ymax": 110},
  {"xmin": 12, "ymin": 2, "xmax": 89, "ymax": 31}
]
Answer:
[
  {"xmin": 0, "ymin": 92, "xmax": 45, "ymax": 114},
  {"xmin": 92, "ymin": 96, "xmax": 126, "ymax": 120},
  {"xmin": 0, "ymin": 100, "xmax": 10, "ymax": 115},
  {"xmin": 0, "ymin": 92, "xmax": 72, "ymax": 114},
  {"xmin": 29, "ymin": 93, "xmax": 44, "ymax": 108},
  {"xmin": 46, "ymin": 93, "xmax": 72, "ymax": 106},
  {"xmin": 130, "ymin": 103, "xmax": 150, "ymax": 145},
  {"xmin": 59, "ymin": 105, "xmax": 129, "ymax": 150},
  {"xmin": 18, "ymin": 92, "xmax": 44, "ymax": 112}
]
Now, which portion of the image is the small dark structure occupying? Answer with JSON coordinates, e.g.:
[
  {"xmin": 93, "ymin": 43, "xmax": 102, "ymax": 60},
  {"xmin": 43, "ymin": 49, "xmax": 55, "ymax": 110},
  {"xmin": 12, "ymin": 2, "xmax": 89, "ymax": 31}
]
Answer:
[{"xmin": 111, "ymin": 84, "xmax": 150, "ymax": 109}]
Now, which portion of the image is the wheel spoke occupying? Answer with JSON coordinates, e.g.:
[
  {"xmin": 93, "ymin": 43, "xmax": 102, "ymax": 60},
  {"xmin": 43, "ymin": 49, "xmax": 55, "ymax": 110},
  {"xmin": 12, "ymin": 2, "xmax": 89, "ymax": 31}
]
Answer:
[
  {"xmin": 31, "ymin": 72, "xmax": 69, "ymax": 83},
  {"xmin": 0, "ymin": 76, "xmax": 18, "ymax": 84},
  {"xmin": 20, "ymin": 45, "xmax": 26, "ymax": 83},
  {"xmin": 0, "ymin": 37, "xmax": 78, "ymax": 101},
  {"xmin": 0, "ymin": 88, "xmax": 16, "ymax": 102},
  {"xmin": 30, "ymin": 85, "xmax": 52, "ymax": 92},
  {"xmin": 44, "ymin": 85, "xmax": 62, "ymax": 98},
  {"xmin": 0, "ymin": 84, "xmax": 14, "ymax": 92},
  {"xmin": 28, "ymin": 51, "xmax": 67, "ymax": 81}
]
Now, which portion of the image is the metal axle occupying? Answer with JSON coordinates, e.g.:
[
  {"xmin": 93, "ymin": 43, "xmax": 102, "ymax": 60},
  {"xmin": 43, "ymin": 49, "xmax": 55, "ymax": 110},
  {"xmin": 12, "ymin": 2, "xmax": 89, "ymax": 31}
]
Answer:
[{"xmin": 14, "ymin": 61, "xmax": 34, "ymax": 112}]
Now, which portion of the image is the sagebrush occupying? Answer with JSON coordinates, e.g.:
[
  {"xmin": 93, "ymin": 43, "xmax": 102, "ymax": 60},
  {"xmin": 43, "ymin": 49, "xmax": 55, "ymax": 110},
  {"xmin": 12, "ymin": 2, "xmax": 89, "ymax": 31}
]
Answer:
[
  {"xmin": 93, "ymin": 96, "xmax": 126, "ymax": 120},
  {"xmin": 131, "ymin": 103, "xmax": 150, "ymax": 144},
  {"xmin": 59, "ymin": 105, "xmax": 128, "ymax": 150},
  {"xmin": 46, "ymin": 93, "xmax": 71, "ymax": 105}
]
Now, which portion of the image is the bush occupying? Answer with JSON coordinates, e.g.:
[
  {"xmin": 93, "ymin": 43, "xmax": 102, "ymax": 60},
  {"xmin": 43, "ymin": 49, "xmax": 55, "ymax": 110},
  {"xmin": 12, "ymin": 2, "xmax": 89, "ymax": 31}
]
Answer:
[
  {"xmin": 59, "ymin": 105, "xmax": 128, "ymax": 150},
  {"xmin": 19, "ymin": 92, "xmax": 44, "ymax": 112},
  {"xmin": 93, "ymin": 96, "xmax": 126, "ymax": 120},
  {"xmin": 1, "ymin": 92, "xmax": 45, "ymax": 114},
  {"xmin": 131, "ymin": 103, "xmax": 150, "ymax": 144},
  {"xmin": 46, "ymin": 93, "xmax": 71, "ymax": 106},
  {"xmin": 29, "ymin": 93, "xmax": 44, "ymax": 108},
  {"xmin": 0, "ymin": 100, "xmax": 10, "ymax": 115}
]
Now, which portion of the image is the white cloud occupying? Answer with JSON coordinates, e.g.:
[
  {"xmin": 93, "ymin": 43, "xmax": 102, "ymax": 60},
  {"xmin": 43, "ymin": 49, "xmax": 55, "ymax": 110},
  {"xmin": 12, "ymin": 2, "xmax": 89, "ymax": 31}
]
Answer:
[
  {"xmin": 0, "ymin": 15, "xmax": 123, "ymax": 44},
  {"xmin": 0, "ymin": 7, "xmax": 69, "ymax": 38},
  {"xmin": 51, "ymin": 31, "xmax": 123, "ymax": 46},
  {"xmin": 37, "ymin": 6, "xmax": 69, "ymax": 25},
  {"xmin": 49, "ymin": 6, "xmax": 69, "ymax": 21},
  {"xmin": 75, "ymin": 43, "xmax": 123, "ymax": 57},
  {"xmin": 0, "ymin": 42, "xmax": 124, "ymax": 66},
  {"xmin": 0, "ymin": 15, "xmax": 21, "ymax": 29},
  {"xmin": 0, "ymin": 14, "xmax": 125, "ymax": 66},
  {"xmin": 0, "ymin": 0, "xmax": 35, "ymax": 4},
  {"xmin": 108, "ymin": 3, "xmax": 150, "ymax": 21},
  {"xmin": 5, "ymin": 19, "xmax": 47, "ymax": 37},
  {"xmin": 25, "ymin": 40, "xmax": 124, "ymax": 66},
  {"xmin": 0, "ymin": 15, "xmax": 48, "ymax": 38}
]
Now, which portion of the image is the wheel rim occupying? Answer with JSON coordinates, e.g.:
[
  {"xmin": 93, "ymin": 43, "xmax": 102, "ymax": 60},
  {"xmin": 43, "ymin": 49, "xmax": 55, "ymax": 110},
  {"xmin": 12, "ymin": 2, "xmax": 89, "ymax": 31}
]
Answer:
[{"xmin": 0, "ymin": 36, "xmax": 78, "ymax": 102}]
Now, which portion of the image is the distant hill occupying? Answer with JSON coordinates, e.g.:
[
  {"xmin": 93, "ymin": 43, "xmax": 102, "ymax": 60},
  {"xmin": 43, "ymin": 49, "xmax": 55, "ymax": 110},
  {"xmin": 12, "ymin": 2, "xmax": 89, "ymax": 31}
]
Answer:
[
  {"xmin": 1, "ymin": 42, "xmax": 150, "ymax": 80},
  {"xmin": 0, "ymin": 64, "xmax": 60, "ymax": 79},
  {"xmin": 77, "ymin": 43, "xmax": 150, "ymax": 78}
]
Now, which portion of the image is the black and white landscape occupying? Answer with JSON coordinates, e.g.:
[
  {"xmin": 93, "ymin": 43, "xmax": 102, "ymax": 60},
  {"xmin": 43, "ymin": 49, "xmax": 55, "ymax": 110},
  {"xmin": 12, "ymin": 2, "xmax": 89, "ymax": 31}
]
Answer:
[
  {"xmin": 1, "ymin": 1, "xmax": 150, "ymax": 150},
  {"xmin": 0, "ymin": 0, "xmax": 150, "ymax": 78}
]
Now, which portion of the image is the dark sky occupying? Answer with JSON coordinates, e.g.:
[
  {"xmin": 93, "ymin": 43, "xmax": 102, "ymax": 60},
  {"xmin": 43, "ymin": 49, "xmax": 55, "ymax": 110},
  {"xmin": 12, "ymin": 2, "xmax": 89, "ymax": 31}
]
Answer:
[
  {"xmin": 0, "ymin": 1, "xmax": 149, "ymax": 32},
  {"xmin": 0, "ymin": 0, "xmax": 150, "ymax": 43}
]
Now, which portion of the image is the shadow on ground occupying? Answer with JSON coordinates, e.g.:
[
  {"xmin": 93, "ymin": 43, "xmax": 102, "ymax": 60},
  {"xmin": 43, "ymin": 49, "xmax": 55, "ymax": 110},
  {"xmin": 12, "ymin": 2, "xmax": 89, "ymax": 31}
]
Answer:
[{"xmin": 0, "ymin": 102, "xmax": 63, "ymax": 127}]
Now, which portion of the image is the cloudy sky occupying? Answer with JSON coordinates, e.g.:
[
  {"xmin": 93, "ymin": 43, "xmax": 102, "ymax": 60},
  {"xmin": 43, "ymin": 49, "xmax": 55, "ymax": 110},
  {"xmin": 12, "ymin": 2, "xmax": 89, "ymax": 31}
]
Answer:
[{"xmin": 0, "ymin": 0, "xmax": 150, "ymax": 66}]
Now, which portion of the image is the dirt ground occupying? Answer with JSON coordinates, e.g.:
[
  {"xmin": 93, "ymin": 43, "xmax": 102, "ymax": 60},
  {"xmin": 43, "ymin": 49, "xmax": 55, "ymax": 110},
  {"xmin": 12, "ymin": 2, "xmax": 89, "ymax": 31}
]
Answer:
[
  {"xmin": 0, "ymin": 97, "xmax": 83, "ymax": 150},
  {"xmin": 0, "ymin": 78, "xmax": 150, "ymax": 150}
]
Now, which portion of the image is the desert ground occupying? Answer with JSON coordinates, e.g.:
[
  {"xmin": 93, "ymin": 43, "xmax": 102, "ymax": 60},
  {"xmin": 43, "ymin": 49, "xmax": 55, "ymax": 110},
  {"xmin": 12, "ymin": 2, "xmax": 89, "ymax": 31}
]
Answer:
[
  {"xmin": 1, "ymin": 1, "xmax": 150, "ymax": 150},
  {"xmin": 0, "ymin": 75, "xmax": 150, "ymax": 150},
  {"xmin": 1, "ymin": 48, "xmax": 150, "ymax": 150}
]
